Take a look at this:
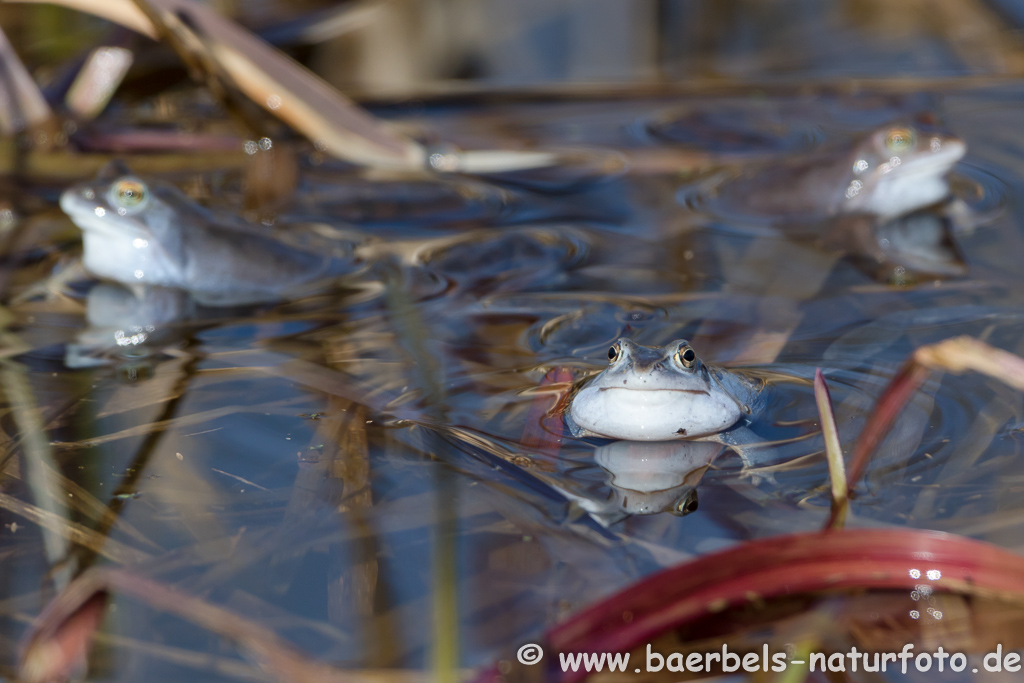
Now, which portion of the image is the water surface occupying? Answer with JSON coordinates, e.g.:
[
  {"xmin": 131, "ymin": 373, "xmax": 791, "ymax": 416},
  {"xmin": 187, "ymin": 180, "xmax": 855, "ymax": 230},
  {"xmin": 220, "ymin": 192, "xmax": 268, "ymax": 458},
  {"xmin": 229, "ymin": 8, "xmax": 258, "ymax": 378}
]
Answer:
[{"xmin": 4, "ymin": 84, "xmax": 1024, "ymax": 679}]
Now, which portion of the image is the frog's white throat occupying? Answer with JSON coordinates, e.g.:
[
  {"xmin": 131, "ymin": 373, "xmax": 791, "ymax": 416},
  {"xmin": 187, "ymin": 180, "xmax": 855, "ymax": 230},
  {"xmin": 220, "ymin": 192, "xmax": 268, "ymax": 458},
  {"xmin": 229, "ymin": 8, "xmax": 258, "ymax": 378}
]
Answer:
[
  {"xmin": 568, "ymin": 384, "xmax": 743, "ymax": 441},
  {"xmin": 75, "ymin": 217, "xmax": 184, "ymax": 289},
  {"xmin": 847, "ymin": 142, "xmax": 965, "ymax": 219},
  {"xmin": 853, "ymin": 171, "xmax": 951, "ymax": 219}
]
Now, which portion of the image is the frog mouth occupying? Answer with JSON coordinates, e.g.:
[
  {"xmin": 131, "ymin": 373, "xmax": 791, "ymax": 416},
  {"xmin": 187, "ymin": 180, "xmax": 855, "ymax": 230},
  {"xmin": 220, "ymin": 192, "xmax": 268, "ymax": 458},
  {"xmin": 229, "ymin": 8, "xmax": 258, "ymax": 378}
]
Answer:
[{"xmin": 893, "ymin": 140, "xmax": 966, "ymax": 175}]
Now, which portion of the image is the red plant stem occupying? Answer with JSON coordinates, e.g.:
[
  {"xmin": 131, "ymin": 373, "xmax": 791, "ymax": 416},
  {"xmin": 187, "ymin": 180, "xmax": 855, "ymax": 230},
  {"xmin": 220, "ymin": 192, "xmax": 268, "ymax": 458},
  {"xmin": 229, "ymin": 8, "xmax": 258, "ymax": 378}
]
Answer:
[
  {"xmin": 543, "ymin": 529, "xmax": 1024, "ymax": 683},
  {"xmin": 845, "ymin": 360, "xmax": 931, "ymax": 489}
]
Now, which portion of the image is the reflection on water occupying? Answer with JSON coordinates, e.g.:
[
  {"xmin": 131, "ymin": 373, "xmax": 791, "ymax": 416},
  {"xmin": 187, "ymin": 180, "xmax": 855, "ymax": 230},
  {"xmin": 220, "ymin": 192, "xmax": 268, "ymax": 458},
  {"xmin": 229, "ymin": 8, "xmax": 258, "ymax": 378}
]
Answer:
[
  {"xmin": 589, "ymin": 440, "xmax": 719, "ymax": 518},
  {"xmin": 7, "ymin": 84, "xmax": 1024, "ymax": 679}
]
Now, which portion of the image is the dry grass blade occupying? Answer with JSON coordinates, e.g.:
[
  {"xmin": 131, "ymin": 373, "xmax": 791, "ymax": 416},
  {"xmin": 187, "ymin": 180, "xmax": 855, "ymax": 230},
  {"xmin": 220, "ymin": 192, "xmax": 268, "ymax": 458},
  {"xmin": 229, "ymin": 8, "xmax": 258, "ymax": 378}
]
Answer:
[
  {"xmin": 0, "ymin": 491, "xmax": 147, "ymax": 564},
  {"xmin": 319, "ymin": 400, "xmax": 392, "ymax": 657},
  {"xmin": 262, "ymin": 358, "xmax": 420, "ymax": 421},
  {"xmin": 0, "ymin": 358, "xmax": 73, "ymax": 585},
  {"xmin": 20, "ymin": 567, "xmax": 458, "ymax": 683},
  {"xmin": 73, "ymin": 355, "xmax": 204, "ymax": 571},
  {"xmin": 64, "ymin": 47, "xmax": 134, "ymax": 120},
  {"xmin": 449, "ymin": 149, "xmax": 559, "ymax": 174},
  {"xmin": 913, "ymin": 335, "xmax": 1024, "ymax": 390},
  {"xmin": 9, "ymin": 0, "xmax": 425, "ymax": 169},
  {"xmin": 0, "ymin": 25, "xmax": 53, "ymax": 135},
  {"xmin": 0, "ymin": 139, "xmax": 246, "ymax": 181},
  {"xmin": 127, "ymin": 0, "xmax": 268, "ymax": 140},
  {"xmin": 379, "ymin": 265, "xmax": 459, "ymax": 682},
  {"xmin": 282, "ymin": 0, "xmax": 386, "ymax": 45},
  {"xmin": 160, "ymin": 0, "xmax": 427, "ymax": 167},
  {"xmin": 433, "ymin": 468, "xmax": 459, "ymax": 683},
  {"xmin": 42, "ymin": 461, "xmax": 161, "ymax": 551},
  {"xmin": 50, "ymin": 400, "xmax": 298, "ymax": 448},
  {"xmin": 814, "ymin": 369, "xmax": 848, "ymax": 530}
]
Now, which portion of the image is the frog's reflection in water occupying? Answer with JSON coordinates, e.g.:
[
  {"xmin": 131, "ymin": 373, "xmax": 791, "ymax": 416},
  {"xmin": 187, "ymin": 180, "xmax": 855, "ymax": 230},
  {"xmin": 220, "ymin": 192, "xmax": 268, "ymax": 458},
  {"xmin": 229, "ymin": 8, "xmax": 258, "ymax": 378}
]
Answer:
[
  {"xmin": 571, "ymin": 439, "xmax": 723, "ymax": 524},
  {"xmin": 65, "ymin": 283, "xmax": 193, "ymax": 369}
]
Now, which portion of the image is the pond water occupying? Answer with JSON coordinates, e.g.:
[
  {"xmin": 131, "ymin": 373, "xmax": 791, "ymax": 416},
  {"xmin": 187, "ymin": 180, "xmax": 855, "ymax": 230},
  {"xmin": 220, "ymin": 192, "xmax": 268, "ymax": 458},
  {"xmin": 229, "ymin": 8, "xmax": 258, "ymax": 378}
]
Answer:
[{"xmin": 4, "ymin": 83, "xmax": 1024, "ymax": 680}]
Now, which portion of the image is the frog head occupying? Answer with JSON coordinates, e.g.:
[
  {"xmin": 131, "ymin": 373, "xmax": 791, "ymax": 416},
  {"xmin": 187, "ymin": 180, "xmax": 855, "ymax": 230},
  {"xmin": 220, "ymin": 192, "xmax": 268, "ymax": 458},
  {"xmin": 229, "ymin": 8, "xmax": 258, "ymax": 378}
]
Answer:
[{"xmin": 842, "ymin": 123, "xmax": 966, "ymax": 219}]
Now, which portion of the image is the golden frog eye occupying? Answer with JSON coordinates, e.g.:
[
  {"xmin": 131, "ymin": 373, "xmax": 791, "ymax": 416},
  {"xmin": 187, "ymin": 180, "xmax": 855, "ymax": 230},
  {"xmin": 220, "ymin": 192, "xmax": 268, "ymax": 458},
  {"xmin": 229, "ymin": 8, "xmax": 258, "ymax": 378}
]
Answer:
[
  {"xmin": 675, "ymin": 345, "xmax": 697, "ymax": 368},
  {"xmin": 112, "ymin": 178, "xmax": 148, "ymax": 210},
  {"xmin": 884, "ymin": 126, "xmax": 916, "ymax": 154},
  {"xmin": 607, "ymin": 344, "xmax": 620, "ymax": 363}
]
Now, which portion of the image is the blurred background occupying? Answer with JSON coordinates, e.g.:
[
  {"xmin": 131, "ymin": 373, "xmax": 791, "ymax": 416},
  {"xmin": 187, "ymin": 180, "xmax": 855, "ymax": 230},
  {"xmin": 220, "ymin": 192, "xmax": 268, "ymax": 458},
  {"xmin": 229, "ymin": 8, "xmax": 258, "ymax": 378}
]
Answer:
[{"xmin": 6, "ymin": 0, "xmax": 1024, "ymax": 97}]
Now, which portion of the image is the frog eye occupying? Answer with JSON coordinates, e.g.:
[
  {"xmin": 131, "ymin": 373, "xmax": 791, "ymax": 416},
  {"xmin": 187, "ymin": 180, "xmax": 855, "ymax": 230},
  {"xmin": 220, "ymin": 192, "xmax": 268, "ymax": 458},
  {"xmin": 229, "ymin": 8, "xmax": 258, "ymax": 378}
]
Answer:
[
  {"xmin": 884, "ymin": 126, "xmax": 917, "ymax": 154},
  {"xmin": 607, "ymin": 344, "xmax": 620, "ymax": 363},
  {"xmin": 672, "ymin": 490, "xmax": 698, "ymax": 516},
  {"xmin": 674, "ymin": 345, "xmax": 697, "ymax": 369},
  {"xmin": 111, "ymin": 178, "xmax": 149, "ymax": 211}
]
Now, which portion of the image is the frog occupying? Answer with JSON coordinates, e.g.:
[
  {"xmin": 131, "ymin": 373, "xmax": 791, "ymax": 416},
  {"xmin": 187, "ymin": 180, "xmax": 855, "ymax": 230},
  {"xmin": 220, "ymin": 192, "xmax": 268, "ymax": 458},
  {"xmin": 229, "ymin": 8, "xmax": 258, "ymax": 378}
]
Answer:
[
  {"xmin": 59, "ymin": 162, "xmax": 359, "ymax": 306},
  {"xmin": 711, "ymin": 123, "xmax": 967, "ymax": 221},
  {"xmin": 566, "ymin": 338, "xmax": 765, "ymax": 441}
]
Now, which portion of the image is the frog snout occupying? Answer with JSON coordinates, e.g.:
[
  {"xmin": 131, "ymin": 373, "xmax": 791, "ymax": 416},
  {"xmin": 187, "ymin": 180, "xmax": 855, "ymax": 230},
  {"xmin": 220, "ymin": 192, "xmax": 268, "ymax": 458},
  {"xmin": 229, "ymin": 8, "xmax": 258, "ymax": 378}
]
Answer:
[
  {"xmin": 628, "ymin": 358, "xmax": 664, "ymax": 375},
  {"xmin": 58, "ymin": 189, "xmax": 77, "ymax": 214},
  {"xmin": 621, "ymin": 370, "xmax": 654, "ymax": 387}
]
